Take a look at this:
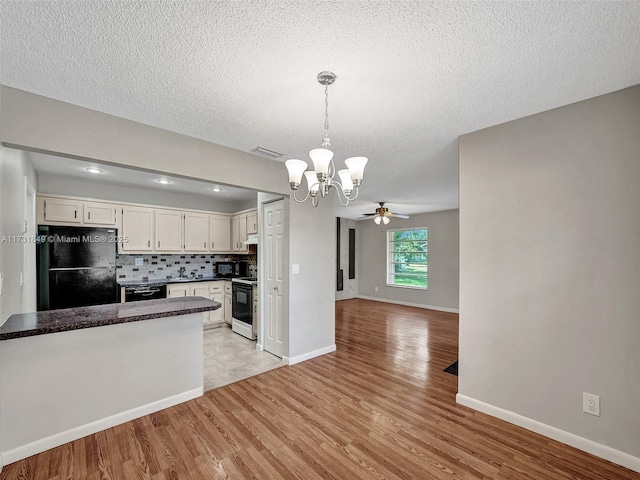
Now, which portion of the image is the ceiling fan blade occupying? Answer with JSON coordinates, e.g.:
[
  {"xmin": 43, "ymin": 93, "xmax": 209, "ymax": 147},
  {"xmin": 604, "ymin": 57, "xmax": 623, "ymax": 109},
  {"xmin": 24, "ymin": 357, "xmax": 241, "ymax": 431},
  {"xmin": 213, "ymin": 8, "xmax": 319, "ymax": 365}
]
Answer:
[
  {"xmin": 388, "ymin": 213, "xmax": 410, "ymax": 219},
  {"xmin": 360, "ymin": 213, "xmax": 376, "ymax": 216}
]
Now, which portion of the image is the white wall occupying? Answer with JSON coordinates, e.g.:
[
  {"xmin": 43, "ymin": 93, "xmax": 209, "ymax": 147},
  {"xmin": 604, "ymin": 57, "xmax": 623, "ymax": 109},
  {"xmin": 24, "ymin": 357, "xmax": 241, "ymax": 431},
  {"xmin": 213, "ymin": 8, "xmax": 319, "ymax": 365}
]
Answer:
[
  {"xmin": 458, "ymin": 86, "xmax": 640, "ymax": 469},
  {"xmin": 38, "ymin": 174, "xmax": 252, "ymax": 213},
  {"xmin": 0, "ymin": 147, "xmax": 38, "ymax": 324},
  {"xmin": 358, "ymin": 209, "xmax": 459, "ymax": 311},
  {"xmin": 335, "ymin": 217, "xmax": 358, "ymax": 301}
]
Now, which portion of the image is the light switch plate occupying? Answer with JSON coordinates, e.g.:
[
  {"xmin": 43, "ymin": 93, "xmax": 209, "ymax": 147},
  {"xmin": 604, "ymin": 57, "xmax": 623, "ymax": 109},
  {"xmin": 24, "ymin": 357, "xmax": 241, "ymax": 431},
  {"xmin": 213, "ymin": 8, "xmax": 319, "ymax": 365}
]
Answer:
[{"xmin": 292, "ymin": 264, "xmax": 300, "ymax": 274}]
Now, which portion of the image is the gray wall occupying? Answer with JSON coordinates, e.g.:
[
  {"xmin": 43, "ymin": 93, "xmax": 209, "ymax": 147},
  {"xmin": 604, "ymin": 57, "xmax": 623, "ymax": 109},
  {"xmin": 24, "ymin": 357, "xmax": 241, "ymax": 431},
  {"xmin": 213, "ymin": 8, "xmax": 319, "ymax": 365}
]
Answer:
[
  {"xmin": 38, "ymin": 174, "xmax": 251, "ymax": 213},
  {"xmin": 358, "ymin": 209, "xmax": 460, "ymax": 311},
  {"xmin": 288, "ymin": 198, "xmax": 336, "ymax": 358},
  {"xmin": 458, "ymin": 86, "xmax": 640, "ymax": 460},
  {"xmin": 0, "ymin": 147, "xmax": 38, "ymax": 323},
  {"xmin": 335, "ymin": 217, "xmax": 358, "ymax": 301}
]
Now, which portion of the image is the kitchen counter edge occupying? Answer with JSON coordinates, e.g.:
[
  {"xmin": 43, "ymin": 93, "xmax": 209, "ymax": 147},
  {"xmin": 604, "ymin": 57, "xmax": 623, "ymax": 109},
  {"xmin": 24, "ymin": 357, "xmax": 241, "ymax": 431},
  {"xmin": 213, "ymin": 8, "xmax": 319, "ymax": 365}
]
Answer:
[
  {"xmin": 118, "ymin": 277, "xmax": 229, "ymax": 287},
  {"xmin": 0, "ymin": 297, "xmax": 221, "ymax": 341}
]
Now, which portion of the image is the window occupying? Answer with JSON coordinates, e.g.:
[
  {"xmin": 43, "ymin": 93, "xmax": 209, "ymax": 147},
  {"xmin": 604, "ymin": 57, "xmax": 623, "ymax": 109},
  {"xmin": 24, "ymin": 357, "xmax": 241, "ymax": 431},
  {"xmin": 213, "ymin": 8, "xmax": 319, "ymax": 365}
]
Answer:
[{"xmin": 387, "ymin": 228, "xmax": 428, "ymax": 289}]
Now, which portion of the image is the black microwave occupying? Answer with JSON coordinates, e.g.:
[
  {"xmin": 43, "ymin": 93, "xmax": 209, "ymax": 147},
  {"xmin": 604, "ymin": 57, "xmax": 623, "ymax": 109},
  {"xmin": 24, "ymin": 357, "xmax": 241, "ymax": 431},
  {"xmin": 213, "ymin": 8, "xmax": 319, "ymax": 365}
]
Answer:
[{"xmin": 215, "ymin": 261, "xmax": 248, "ymax": 278}]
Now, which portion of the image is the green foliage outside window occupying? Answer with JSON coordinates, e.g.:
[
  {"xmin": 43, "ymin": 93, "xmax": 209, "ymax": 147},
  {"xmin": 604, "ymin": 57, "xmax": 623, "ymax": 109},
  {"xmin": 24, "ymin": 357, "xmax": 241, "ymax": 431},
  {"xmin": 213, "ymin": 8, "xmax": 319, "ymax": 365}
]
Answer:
[{"xmin": 387, "ymin": 229, "xmax": 428, "ymax": 288}]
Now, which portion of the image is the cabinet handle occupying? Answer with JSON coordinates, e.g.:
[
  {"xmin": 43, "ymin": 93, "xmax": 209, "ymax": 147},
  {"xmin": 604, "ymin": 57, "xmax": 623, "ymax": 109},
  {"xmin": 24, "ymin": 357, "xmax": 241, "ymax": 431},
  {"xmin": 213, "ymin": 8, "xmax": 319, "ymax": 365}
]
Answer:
[
  {"xmin": 158, "ymin": 241, "xmax": 160, "ymax": 248},
  {"xmin": 74, "ymin": 210, "xmax": 77, "ymax": 219},
  {"xmin": 88, "ymin": 212, "xmax": 91, "ymax": 220},
  {"xmin": 148, "ymin": 240, "xmax": 150, "ymax": 248},
  {"xmin": 204, "ymin": 241, "xmax": 206, "ymax": 249}
]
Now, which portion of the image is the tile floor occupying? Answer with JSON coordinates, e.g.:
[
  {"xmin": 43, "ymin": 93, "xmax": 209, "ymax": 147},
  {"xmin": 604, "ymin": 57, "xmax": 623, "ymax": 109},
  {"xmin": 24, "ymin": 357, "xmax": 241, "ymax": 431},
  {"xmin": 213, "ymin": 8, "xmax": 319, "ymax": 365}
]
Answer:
[{"xmin": 203, "ymin": 325, "xmax": 283, "ymax": 391}]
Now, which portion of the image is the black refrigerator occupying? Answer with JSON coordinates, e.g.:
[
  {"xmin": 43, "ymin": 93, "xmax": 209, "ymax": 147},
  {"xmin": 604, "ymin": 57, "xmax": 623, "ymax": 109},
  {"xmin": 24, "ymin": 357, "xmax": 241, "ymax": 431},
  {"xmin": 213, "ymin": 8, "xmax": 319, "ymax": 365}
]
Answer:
[{"xmin": 37, "ymin": 225, "xmax": 119, "ymax": 311}]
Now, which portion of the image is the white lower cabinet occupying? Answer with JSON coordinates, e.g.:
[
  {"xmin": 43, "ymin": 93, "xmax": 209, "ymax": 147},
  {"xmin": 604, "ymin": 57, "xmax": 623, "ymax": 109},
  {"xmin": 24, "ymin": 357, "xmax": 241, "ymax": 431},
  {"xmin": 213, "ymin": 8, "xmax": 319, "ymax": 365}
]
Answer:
[
  {"xmin": 253, "ymin": 285, "xmax": 258, "ymax": 338},
  {"xmin": 167, "ymin": 281, "xmax": 225, "ymax": 327},
  {"xmin": 224, "ymin": 281, "xmax": 232, "ymax": 325}
]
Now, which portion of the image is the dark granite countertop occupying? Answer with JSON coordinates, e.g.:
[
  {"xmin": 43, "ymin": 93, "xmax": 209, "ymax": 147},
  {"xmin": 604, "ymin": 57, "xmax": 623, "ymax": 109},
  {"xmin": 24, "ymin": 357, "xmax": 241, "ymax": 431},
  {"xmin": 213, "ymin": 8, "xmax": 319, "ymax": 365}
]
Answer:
[
  {"xmin": 0, "ymin": 297, "xmax": 221, "ymax": 341},
  {"xmin": 118, "ymin": 276, "xmax": 228, "ymax": 287}
]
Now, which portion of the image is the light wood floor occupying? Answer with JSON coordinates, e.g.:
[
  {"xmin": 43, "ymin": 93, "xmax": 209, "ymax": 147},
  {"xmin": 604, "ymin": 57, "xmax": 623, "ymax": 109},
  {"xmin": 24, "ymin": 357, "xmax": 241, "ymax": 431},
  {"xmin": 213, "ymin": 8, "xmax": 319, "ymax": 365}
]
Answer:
[{"xmin": 2, "ymin": 298, "xmax": 638, "ymax": 479}]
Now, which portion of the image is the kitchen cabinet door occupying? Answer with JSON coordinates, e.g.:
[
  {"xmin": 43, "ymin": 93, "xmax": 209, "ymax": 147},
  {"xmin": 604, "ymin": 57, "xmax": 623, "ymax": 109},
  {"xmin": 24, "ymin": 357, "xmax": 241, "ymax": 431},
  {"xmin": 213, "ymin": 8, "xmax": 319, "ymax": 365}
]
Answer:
[
  {"xmin": 232, "ymin": 213, "xmax": 248, "ymax": 252},
  {"xmin": 155, "ymin": 209, "xmax": 183, "ymax": 252},
  {"xmin": 210, "ymin": 292, "xmax": 224, "ymax": 325},
  {"xmin": 231, "ymin": 215, "xmax": 240, "ymax": 251},
  {"xmin": 43, "ymin": 198, "xmax": 82, "ymax": 224},
  {"xmin": 191, "ymin": 284, "xmax": 211, "ymax": 325},
  {"xmin": 167, "ymin": 284, "xmax": 189, "ymax": 298},
  {"xmin": 121, "ymin": 206, "xmax": 154, "ymax": 251},
  {"xmin": 239, "ymin": 213, "xmax": 248, "ymax": 251},
  {"xmin": 210, "ymin": 214, "xmax": 231, "ymax": 252},
  {"xmin": 184, "ymin": 213, "xmax": 209, "ymax": 252},
  {"xmin": 224, "ymin": 293, "xmax": 232, "ymax": 325},
  {"xmin": 84, "ymin": 202, "xmax": 117, "ymax": 226},
  {"xmin": 246, "ymin": 210, "xmax": 258, "ymax": 235}
]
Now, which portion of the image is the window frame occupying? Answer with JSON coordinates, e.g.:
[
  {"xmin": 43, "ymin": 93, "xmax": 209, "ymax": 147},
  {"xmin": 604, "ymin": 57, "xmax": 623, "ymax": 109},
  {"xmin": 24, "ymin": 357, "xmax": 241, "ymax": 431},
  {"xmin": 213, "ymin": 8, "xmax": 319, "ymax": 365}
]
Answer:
[{"xmin": 386, "ymin": 227, "xmax": 428, "ymax": 290}]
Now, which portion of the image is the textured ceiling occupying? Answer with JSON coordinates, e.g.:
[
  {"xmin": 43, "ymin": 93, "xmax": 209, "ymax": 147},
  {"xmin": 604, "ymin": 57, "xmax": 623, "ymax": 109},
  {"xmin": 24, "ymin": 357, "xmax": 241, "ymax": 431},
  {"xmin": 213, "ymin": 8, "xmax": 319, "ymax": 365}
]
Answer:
[{"xmin": 1, "ymin": 1, "xmax": 639, "ymax": 219}]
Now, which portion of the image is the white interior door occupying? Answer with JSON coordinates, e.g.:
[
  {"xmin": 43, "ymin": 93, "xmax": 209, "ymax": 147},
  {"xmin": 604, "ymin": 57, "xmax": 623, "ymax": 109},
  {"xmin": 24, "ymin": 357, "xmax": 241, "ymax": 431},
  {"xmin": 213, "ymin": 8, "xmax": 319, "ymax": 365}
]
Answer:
[{"xmin": 263, "ymin": 200, "xmax": 284, "ymax": 358}]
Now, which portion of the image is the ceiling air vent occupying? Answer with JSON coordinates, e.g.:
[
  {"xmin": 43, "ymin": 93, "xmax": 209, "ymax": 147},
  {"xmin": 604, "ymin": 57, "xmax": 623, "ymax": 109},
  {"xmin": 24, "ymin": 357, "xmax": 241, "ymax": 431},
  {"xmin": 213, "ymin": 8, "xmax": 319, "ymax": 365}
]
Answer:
[{"xmin": 251, "ymin": 146, "xmax": 283, "ymax": 159}]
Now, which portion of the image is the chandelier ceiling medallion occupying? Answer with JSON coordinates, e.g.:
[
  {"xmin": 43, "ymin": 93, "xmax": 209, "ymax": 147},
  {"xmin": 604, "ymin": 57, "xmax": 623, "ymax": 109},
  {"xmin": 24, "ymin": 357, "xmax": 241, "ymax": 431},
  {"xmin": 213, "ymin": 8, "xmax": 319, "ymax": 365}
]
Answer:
[{"xmin": 285, "ymin": 71, "xmax": 368, "ymax": 207}]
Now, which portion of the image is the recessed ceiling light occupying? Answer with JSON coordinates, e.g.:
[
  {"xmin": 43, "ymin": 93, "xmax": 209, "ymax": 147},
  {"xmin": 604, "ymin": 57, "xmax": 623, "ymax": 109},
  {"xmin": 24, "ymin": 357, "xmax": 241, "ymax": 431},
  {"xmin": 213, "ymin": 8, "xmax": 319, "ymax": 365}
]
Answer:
[
  {"xmin": 155, "ymin": 179, "xmax": 172, "ymax": 185},
  {"xmin": 85, "ymin": 167, "xmax": 104, "ymax": 174},
  {"xmin": 210, "ymin": 187, "xmax": 222, "ymax": 192}
]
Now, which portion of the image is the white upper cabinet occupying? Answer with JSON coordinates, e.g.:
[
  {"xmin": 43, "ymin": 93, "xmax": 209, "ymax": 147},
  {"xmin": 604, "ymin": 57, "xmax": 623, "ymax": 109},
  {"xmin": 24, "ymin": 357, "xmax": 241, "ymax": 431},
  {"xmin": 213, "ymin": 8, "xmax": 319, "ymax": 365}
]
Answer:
[
  {"xmin": 232, "ymin": 213, "xmax": 248, "ymax": 252},
  {"xmin": 210, "ymin": 214, "xmax": 231, "ymax": 253},
  {"xmin": 121, "ymin": 206, "xmax": 154, "ymax": 252},
  {"xmin": 184, "ymin": 212, "xmax": 209, "ymax": 252},
  {"xmin": 84, "ymin": 201, "xmax": 117, "ymax": 226},
  {"xmin": 37, "ymin": 194, "xmax": 251, "ymax": 255},
  {"xmin": 42, "ymin": 197, "xmax": 82, "ymax": 224},
  {"xmin": 246, "ymin": 209, "xmax": 258, "ymax": 235},
  {"xmin": 155, "ymin": 209, "xmax": 183, "ymax": 252}
]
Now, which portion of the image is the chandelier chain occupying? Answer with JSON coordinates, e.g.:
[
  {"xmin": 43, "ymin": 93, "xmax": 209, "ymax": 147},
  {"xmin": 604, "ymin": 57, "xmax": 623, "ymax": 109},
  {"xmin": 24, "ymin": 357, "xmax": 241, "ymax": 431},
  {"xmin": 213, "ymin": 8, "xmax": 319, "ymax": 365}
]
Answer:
[{"xmin": 323, "ymin": 84, "xmax": 330, "ymax": 148}]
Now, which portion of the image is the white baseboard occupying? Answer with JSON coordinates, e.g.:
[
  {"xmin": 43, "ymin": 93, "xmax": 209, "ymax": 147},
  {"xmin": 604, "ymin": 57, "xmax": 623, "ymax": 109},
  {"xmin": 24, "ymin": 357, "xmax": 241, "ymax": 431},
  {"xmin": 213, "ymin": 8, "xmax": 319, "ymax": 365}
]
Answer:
[
  {"xmin": 2, "ymin": 387, "xmax": 203, "ymax": 466},
  {"xmin": 456, "ymin": 394, "xmax": 640, "ymax": 473},
  {"xmin": 283, "ymin": 344, "xmax": 336, "ymax": 366},
  {"xmin": 357, "ymin": 295, "xmax": 459, "ymax": 314}
]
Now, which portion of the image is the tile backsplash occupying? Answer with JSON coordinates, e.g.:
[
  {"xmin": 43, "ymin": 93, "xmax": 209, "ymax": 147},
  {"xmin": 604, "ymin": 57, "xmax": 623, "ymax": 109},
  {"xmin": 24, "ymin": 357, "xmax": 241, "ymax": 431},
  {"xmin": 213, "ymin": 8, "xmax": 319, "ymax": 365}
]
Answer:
[{"xmin": 117, "ymin": 254, "xmax": 257, "ymax": 282}]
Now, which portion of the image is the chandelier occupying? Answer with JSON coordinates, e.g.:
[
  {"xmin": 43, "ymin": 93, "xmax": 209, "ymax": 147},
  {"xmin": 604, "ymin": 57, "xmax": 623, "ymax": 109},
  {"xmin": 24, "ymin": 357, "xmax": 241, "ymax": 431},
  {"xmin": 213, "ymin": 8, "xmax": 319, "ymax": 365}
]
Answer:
[{"xmin": 285, "ymin": 71, "xmax": 368, "ymax": 206}]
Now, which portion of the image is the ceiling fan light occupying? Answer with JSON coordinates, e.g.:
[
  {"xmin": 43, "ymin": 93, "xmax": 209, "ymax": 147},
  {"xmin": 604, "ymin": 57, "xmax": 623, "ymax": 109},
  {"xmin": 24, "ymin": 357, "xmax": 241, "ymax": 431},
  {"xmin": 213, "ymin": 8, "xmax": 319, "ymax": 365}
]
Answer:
[
  {"xmin": 309, "ymin": 148, "xmax": 334, "ymax": 178},
  {"xmin": 337, "ymin": 169, "xmax": 353, "ymax": 193},
  {"xmin": 374, "ymin": 216, "xmax": 382, "ymax": 225},
  {"xmin": 304, "ymin": 170, "xmax": 320, "ymax": 194},
  {"xmin": 285, "ymin": 159, "xmax": 308, "ymax": 187},
  {"xmin": 382, "ymin": 216, "xmax": 390, "ymax": 225},
  {"xmin": 345, "ymin": 156, "xmax": 368, "ymax": 184}
]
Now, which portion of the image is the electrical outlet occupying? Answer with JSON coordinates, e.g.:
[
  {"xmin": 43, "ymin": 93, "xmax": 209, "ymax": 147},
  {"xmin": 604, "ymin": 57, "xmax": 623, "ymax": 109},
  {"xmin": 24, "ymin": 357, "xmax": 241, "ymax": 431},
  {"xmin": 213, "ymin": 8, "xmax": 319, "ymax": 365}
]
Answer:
[
  {"xmin": 0, "ymin": 273, "xmax": 3, "ymax": 295},
  {"xmin": 374, "ymin": 286, "xmax": 379, "ymax": 292},
  {"xmin": 583, "ymin": 392, "xmax": 600, "ymax": 416},
  {"xmin": 292, "ymin": 264, "xmax": 300, "ymax": 275},
  {"xmin": 20, "ymin": 271, "xmax": 24, "ymax": 287},
  {"xmin": 134, "ymin": 257, "xmax": 144, "ymax": 266}
]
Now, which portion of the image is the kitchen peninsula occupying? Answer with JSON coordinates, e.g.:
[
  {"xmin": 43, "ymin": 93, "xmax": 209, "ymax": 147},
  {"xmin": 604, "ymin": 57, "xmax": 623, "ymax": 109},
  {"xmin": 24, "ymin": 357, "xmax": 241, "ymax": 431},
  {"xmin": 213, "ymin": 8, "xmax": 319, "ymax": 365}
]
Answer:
[{"xmin": 0, "ymin": 297, "xmax": 220, "ymax": 466}]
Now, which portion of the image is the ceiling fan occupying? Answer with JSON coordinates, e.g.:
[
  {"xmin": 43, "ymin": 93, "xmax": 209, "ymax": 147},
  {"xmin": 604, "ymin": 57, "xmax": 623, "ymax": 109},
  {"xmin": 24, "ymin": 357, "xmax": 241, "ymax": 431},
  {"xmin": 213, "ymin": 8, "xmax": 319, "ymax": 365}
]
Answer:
[{"xmin": 359, "ymin": 202, "xmax": 410, "ymax": 225}]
